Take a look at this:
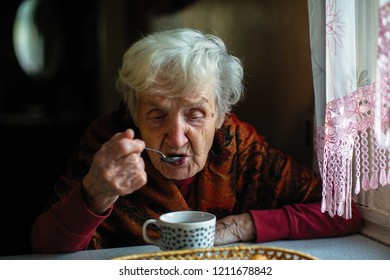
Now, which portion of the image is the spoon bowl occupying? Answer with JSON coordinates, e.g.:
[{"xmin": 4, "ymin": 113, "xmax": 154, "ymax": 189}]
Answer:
[{"xmin": 144, "ymin": 147, "xmax": 185, "ymax": 163}]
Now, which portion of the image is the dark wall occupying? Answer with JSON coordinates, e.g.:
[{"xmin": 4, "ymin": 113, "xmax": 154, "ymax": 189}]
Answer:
[
  {"xmin": 0, "ymin": 0, "xmax": 99, "ymax": 255},
  {"xmin": 0, "ymin": 122, "xmax": 89, "ymax": 255}
]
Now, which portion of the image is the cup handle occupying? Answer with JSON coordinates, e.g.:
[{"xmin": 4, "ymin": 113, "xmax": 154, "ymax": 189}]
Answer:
[{"xmin": 142, "ymin": 219, "xmax": 161, "ymax": 246}]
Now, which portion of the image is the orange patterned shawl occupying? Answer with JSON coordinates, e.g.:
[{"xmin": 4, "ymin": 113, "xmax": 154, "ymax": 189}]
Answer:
[{"xmin": 50, "ymin": 104, "xmax": 322, "ymax": 249}]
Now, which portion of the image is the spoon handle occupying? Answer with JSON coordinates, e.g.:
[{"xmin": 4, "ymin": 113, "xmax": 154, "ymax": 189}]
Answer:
[{"xmin": 144, "ymin": 147, "xmax": 166, "ymax": 158}]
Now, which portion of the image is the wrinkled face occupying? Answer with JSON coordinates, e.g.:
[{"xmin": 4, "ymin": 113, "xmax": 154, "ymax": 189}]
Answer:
[{"xmin": 136, "ymin": 88, "xmax": 219, "ymax": 180}]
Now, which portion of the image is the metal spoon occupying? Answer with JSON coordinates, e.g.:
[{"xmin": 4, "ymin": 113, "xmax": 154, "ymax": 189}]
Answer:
[{"xmin": 144, "ymin": 147, "xmax": 185, "ymax": 163}]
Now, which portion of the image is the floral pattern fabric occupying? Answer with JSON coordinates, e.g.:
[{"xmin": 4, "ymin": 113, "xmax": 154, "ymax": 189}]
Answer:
[{"xmin": 308, "ymin": 0, "xmax": 390, "ymax": 218}]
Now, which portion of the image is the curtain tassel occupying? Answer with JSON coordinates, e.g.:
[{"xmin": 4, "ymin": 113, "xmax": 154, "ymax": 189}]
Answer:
[
  {"xmin": 380, "ymin": 168, "xmax": 387, "ymax": 186},
  {"xmin": 369, "ymin": 172, "xmax": 379, "ymax": 189},
  {"xmin": 362, "ymin": 172, "xmax": 370, "ymax": 191}
]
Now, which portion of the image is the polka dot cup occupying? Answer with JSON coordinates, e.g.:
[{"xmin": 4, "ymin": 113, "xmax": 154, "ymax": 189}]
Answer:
[{"xmin": 142, "ymin": 211, "xmax": 216, "ymax": 251}]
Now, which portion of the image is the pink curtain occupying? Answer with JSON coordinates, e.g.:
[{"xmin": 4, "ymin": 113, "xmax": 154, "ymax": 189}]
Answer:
[{"xmin": 307, "ymin": 0, "xmax": 390, "ymax": 219}]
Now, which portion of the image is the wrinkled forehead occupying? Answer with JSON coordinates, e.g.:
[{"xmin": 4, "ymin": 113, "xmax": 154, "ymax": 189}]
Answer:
[
  {"xmin": 137, "ymin": 87, "xmax": 217, "ymax": 111},
  {"xmin": 137, "ymin": 81, "xmax": 217, "ymax": 103},
  {"xmin": 138, "ymin": 93, "xmax": 212, "ymax": 107}
]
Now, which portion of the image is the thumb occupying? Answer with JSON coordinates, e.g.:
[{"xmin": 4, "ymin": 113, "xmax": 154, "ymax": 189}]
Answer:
[{"xmin": 122, "ymin": 128, "xmax": 135, "ymax": 139}]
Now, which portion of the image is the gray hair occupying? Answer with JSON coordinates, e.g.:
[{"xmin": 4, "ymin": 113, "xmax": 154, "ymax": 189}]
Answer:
[{"xmin": 116, "ymin": 28, "xmax": 244, "ymax": 125}]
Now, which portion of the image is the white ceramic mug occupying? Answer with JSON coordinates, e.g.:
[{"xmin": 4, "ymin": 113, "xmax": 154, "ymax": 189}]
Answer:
[{"xmin": 142, "ymin": 211, "xmax": 216, "ymax": 251}]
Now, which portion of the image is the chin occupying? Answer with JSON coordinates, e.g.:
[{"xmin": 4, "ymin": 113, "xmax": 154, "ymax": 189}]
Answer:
[
  {"xmin": 159, "ymin": 163, "xmax": 199, "ymax": 180},
  {"xmin": 160, "ymin": 169, "xmax": 194, "ymax": 180}
]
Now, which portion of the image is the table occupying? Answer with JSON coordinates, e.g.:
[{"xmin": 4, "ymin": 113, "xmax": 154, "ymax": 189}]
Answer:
[{"xmin": 1, "ymin": 234, "xmax": 389, "ymax": 260}]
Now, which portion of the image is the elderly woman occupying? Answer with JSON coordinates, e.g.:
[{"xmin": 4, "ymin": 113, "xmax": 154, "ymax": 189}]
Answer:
[{"xmin": 31, "ymin": 28, "xmax": 361, "ymax": 253}]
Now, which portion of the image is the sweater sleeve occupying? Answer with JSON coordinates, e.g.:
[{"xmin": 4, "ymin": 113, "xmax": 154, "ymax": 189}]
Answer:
[
  {"xmin": 30, "ymin": 182, "xmax": 112, "ymax": 253},
  {"xmin": 249, "ymin": 202, "xmax": 362, "ymax": 242}
]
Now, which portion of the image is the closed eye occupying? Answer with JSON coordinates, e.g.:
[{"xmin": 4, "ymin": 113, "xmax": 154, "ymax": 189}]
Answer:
[
  {"xmin": 187, "ymin": 109, "xmax": 206, "ymax": 124},
  {"xmin": 147, "ymin": 109, "xmax": 166, "ymax": 122}
]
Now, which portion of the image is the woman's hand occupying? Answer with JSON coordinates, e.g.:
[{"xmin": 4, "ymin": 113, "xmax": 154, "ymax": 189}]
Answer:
[
  {"xmin": 82, "ymin": 129, "xmax": 147, "ymax": 214},
  {"xmin": 214, "ymin": 213, "xmax": 256, "ymax": 245}
]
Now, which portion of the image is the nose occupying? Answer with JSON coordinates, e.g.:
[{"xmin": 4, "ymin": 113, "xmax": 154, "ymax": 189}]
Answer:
[{"xmin": 164, "ymin": 115, "xmax": 188, "ymax": 148}]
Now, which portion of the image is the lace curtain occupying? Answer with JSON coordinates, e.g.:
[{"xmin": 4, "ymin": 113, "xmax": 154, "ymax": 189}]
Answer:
[{"xmin": 307, "ymin": 0, "xmax": 390, "ymax": 219}]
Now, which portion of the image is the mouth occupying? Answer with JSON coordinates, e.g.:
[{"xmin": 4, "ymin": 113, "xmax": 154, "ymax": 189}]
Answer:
[
  {"xmin": 165, "ymin": 155, "xmax": 187, "ymax": 165},
  {"xmin": 166, "ymin": 153, "xmax": 186, "ymax": 158}
]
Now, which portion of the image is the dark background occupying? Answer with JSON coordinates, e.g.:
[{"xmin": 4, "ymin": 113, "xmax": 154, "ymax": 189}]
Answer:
[{"xmin": 0, "ymin": 0, "xmax": 314, "ymax": 256}]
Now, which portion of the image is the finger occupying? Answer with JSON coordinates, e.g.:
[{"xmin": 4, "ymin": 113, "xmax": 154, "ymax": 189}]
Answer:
[
  {"xmin": 117, "ymin": 152, "xmax": 144, "ymax": 171},
  {"xmin": 115, "ymin": 155, "xmax": 146, "ymax": 188},
  {"xmin": 128, "ymin": 170, "xmax": 148, "ymax": 191},
  {"xmin": 101, "ymin": 136, "xmax": 145, "ymax": 162},
  {"xmin": 122, "ymin": 128, "xmax": 135, "ymax": 140},
  {"xmin": 214, "ymin": 225, "xmax": 239, "ymax": 245},
  {"xmin": 109, "ymin": 128, "xmax": 135, "ymax": 141},
  {"xmin": 215, "ymin": 214, "xmax": 256, "ymax": 244},
  {"xmin": 102, "ymin": 129, "xmax": 136, "ymax": 152},
  {"xmin": 117, "ymin": 169, "xmax": 147, "ymax": 196}
]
